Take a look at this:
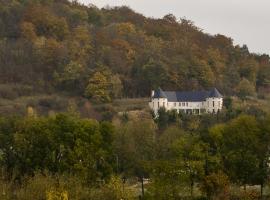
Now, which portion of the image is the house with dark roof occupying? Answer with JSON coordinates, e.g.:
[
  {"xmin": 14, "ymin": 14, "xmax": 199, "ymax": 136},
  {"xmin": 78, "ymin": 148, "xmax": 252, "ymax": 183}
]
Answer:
[{"xmin": 149, "ymin": 88, "xmax": 223, "ymax": 115}]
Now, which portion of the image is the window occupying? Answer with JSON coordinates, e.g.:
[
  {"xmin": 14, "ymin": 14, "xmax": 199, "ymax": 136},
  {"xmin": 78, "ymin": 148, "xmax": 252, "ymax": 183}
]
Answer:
[
  {"xmin": 153, "ymin": 102, "xmax": 154, "ymax": 107},
  {"xmin": 158, "ymin": 102, "xmax": 159, "ymax": 108},
  {"xmin": 186, "ymin": 102, "xmax": 188, "ymax": 107},
  {"xmin": 174, "ymin": 102, "xmax": 176, "ymax": 107},
  {"xmin": 213, "ymin": 101, "xmax": 215, "ymax": 107},
  {"xmin": 218, "ymin": 101, "xmax": 221, "ymax": 107},
  {"xmin": 163, "ymin": 102, "xmax": 165, "ymax": 107},
  {"xmin": 182, "ymin": 102, "xmax": 185, "ymax": 106},
  {"xmin": 179, "ymin": 102, "xmax": 181, "ymax": 106}
]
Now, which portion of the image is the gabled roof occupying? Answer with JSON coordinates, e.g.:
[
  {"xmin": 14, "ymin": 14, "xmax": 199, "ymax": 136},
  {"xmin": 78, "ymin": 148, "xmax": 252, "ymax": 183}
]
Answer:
[
  {"xmin": 152, "ymin": 88, "xmax": 222, "ymax": 102},
  {"xmin": 208, "ymin": 88, "xmax": 223, "ymax": 98},
  {"xmin": 153, "ymin": 88, "xmax": 167, "ymax": 98}
]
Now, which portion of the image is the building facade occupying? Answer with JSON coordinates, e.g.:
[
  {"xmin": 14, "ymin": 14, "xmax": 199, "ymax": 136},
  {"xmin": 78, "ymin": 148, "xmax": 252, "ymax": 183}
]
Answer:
[{"xmin": 149, "ymin": 88, "xmax": 223, "ymax": 115}]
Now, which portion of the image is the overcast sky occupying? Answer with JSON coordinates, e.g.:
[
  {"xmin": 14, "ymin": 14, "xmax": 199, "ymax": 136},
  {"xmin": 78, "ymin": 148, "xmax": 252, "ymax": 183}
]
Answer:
[{"xmin": 79, "ymin": 0, "xmax": 270, "ymax": 55}]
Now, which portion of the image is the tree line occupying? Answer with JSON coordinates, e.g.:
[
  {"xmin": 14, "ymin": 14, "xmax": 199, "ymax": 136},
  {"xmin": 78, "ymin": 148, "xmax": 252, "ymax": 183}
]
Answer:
[{"xmin": 1, "ymin": 107, "xmax": 270, "ymax": 199}]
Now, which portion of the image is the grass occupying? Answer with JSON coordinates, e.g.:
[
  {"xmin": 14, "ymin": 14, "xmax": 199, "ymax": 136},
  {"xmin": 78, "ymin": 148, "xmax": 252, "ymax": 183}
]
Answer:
[
  {"xmin": 232, "ymin": 95, "xmax": 270, "ymax": 114},
  {"xmin": 1, "ymin": 92, "xmax": 269, "ymax": 119},
  {"xmin": 0, "ymin": 94, "xmax": 150, "ymax": 118}
]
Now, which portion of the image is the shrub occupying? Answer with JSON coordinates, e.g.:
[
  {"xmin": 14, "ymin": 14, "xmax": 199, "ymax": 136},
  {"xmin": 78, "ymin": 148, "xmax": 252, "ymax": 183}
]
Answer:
[
  {"xmin": 200, "ymin": 171, "xmax": 230, "ymax": 200},
  {"xmin": 95, "ymin": 105, "xmax": 116, "ymax": 121},
  {"xmin": 16, "ymin": 173, "xmax": 56, "ymax": 200},
  {"xmin": 89, "ymin": 176, "xmax": 135, "ymax": 200}
]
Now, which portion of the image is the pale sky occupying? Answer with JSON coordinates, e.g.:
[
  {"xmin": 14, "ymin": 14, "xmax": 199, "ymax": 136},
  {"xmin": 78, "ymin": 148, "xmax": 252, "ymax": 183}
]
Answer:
[{"xmin": 79, "ymin": 0, "xmax": 270, "ymax": 55}]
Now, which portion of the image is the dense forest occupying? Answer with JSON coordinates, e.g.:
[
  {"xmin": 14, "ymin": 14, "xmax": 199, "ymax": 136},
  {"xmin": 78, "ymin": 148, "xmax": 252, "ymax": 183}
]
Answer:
[
  {"xmin": 1, "ymin": 0, "xmax": 270, "ymax": 103},
  {"xmin": 1, "ymin": 0, "xmax": 270, "ymax": 200}
]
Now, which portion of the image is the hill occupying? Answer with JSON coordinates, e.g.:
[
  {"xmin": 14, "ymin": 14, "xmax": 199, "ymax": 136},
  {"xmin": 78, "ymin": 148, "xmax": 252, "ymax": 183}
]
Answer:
[{"xmin": 0, "ymin": 0, "xmax": 270, "ymax": 117}]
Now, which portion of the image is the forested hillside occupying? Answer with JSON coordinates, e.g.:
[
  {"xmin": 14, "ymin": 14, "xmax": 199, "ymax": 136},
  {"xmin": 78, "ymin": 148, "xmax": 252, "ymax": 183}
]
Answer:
[
  {"xmin": 2, "ymin": 1, "xmax": 270, "ymax": 199},
  {"xmin": 1, "ymin": 0, "xmax": 270, "ymax": 104}
]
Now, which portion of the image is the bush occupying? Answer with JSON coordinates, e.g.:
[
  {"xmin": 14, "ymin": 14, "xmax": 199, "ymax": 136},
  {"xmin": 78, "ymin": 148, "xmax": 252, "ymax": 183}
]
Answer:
[
  {"xmin": 16, "ymin": 173, "xmax": 56, "ymax": 200},
  {"xmin": 16, "ymin": 173, "xmax": 91, "ymax": 200},
  {"xmin": 89, "ymin": 176, "xmax": 135, "ymax": 200},
  {"xmin": 0, "ymin": 179, "xmax": 13, "ymax": 200},
  {"xmin": 230, "ymin": 189, "xmax": 260, "ymax": 200},
  {"xmin": 95, "ymin": 105, "xmax": 116, "ymax": 121},
  {"xmin": 200, "ymin": 171, "xmax": 230, "ymax": 200}
]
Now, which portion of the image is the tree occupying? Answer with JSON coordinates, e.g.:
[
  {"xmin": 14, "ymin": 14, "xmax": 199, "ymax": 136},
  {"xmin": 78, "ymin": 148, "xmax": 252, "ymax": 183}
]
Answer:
[
  {"xmin": 255, "ymin": 115, "xmax": 270, "ymax": 197},
  {"xmin": 223, "ymin": 97, "xmax": 233, "ymax": 110},
  {"xmin": 220, "ymin": 115, "xmax": 260, "ymax": 187},
  {"xmin": 238, "ymin": 58, "xmax": 258, "ymax": 83},
  {"xmin": 156, "ymin": 126, "xmax": 185, "ymax": 159},
  {"xmin": 20, "ymin": 22, "xmax": 37, "ymax": 42},
  {"xmin": 172, "ymin": 134, "xmax": 205, "ymax": 198},
  {"xmin": 109, "ymin": 74, "xmax": 123, "ymax": 98},
  {"xmin": 85, "ymin": 71, "xmax": 111, "ymax": 102},
  {"xmin": 0, "ymin": 114, "xmax": 114, "ymax": 183},
  {"xmin": 54, "ymin": 61, "xmax": 86, "ymax": 92},
  {"xmin": 146, "ymin": 160, "xmax": 186, "ymax": 200},
  {"xmin": 141, "ymin": 59, "xmax": 168, "ymax": 92},
  {"xmin": 68, "ymin": 25, "xmax": 92, "ymax": 65},
  {"xmin": 113, "ymin": 118, "xmax": 156, "ymax": 176},
  {"xmin": 200, "ymin": 171, "xmax": 230, "ymax": 200},
  {"xmin": 236, "ymin": 78, "xmax": 256, "ymax": 100},
  {"xmin": 23, "ymin": 5, "xmax": 69, "ymax": 40},
  {"xmin": 155, "ymin": 107, "xmax": 169, "ymax": 130}
]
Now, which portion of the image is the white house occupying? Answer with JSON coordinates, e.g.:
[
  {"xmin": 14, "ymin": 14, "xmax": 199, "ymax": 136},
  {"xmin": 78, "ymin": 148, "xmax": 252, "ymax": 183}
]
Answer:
[{"xmin": 149, "ymin": 88, "xmax": 223, "ymax": 115}]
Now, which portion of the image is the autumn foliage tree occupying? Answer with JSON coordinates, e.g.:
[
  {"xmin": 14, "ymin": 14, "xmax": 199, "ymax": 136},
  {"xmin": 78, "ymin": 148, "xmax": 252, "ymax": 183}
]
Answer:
[{"xmin": 1, "ymin": 0, "xmax": 269, "ymax": 102}]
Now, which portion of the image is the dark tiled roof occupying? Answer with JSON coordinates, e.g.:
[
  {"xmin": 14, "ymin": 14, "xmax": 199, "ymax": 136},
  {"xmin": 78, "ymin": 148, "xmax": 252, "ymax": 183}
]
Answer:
[
  {"xmin": 153, "ymin": 88, "xmax": 167, "ymax": 98},
  {"xmin": 209, "ymin": 88, "xmax": 223, "ymax": 98},
  {"xmin": 153, "ymin": 88, "xmax": 222, "ymax": 102}
]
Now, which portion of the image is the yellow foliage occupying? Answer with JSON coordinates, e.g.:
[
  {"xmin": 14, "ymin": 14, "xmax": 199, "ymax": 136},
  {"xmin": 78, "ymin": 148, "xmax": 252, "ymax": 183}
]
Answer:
[
  {"xmin": 20, "ymin": 22, "xmax": 37, "ymax": 41},
  {"xmin": 27, "ymin": 106, "xmax": 36, "ymax": 118},
  {"xmin": 46, "ymin": 189, "xmax": 68, "ymax": 200},
  {"xmin": 116, "ymin": 22, "xmax": 136, "ymax": 36}
]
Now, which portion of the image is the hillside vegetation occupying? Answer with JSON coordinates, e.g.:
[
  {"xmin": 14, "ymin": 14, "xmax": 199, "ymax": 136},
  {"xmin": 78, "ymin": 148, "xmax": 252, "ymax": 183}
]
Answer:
[
  {"xmin": 1, "ymin": 0, "xmax": 270, "ymax": 105},
  {"xmin": 2, "ymin": 1, "xmax": 270, "ymax": 200}
]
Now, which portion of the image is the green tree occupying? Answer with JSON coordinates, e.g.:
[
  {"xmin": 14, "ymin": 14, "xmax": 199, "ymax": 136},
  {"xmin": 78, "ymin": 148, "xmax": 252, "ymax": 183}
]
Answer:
[
  {"xmin": 109, "ymin": 74, "xmax": 123, "ymax": 98},
  {"xmin": 54, "ymin": 61, "xmax": 86, "ymax": 92},
  {"xmin": 146, "ymin": 160, "xmax": 186, "ymax": 200},
  {"xmin": 172, "ymin": 134, "xmax": 205, "ymax": 198},
  {"xmin": 236, "ymin": 78, "xmax": 256, "ymax": 100},
  {"xmin": 238, "ymin": 58, "xmax": 258, "ymax": 83},
  {"xmin": 255, "ymin": 115, "xmax": 270, "ymax": 197},
  {"xmin": 155, "ymin": 107, "xmax": 169, "ymax": 130},
  {"xmin": 220, "ymin": 115, "xmax": 260, "ymax": 188},
  {"xmin": 85, "ymin": 71, "xmax": 111, "ymax": 102},
  {"xmin": 113, "ymin": 118, "xmax": 156, "ymax": 176}
]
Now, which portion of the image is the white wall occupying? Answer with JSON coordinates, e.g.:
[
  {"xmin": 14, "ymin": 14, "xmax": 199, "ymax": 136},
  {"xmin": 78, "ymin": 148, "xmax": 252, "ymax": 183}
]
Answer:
[
  {"xmin": 205, "ymin": 98, "xmax": 223, "ymax": 113},
  {"xmin": 149, "ymin": 98, "xmax": 168, "ymax": 114},
  {"xmin": 149, "ymin": 97, "xmax": 223, "ymax": 115},
  {"xmin": 167, "ymin": 101, "xmax": 203, "ymax": 110}
]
